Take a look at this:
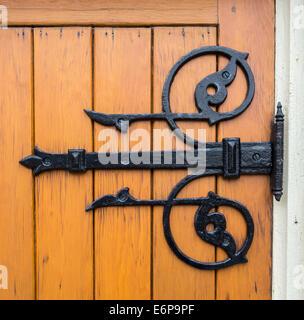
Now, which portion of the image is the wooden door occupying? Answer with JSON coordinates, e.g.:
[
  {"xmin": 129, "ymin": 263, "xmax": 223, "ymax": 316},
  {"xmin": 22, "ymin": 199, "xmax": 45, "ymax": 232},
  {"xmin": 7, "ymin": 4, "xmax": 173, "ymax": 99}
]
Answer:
[{"xmin": 0, "ymin": 0, "xmax": 274, "ymax": 300}]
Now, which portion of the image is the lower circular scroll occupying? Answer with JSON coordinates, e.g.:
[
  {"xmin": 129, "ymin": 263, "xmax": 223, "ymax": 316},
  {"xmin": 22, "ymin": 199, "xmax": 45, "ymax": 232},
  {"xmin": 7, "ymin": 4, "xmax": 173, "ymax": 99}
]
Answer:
[{"xmin": 163, "ymin": 175, "xmax": 254, "ymax": 270}]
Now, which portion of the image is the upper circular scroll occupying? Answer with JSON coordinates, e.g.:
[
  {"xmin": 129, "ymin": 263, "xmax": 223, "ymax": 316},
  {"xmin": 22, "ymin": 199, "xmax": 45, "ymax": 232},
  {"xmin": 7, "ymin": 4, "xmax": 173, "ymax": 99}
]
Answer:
[{"xmin": 162, "ymin": 46, "xmax": 255, "ymax": 146}]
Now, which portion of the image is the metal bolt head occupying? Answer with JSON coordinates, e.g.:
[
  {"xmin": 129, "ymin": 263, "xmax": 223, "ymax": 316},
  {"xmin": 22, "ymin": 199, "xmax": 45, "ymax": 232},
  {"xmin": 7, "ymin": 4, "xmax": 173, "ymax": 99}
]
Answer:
[
  {"xmin": 42, "ymin": 158, "xmax": 52, "ymax": 167},
  {"xmin": 252, "ymin": 153, "xmax": 260, "ymax": 161},
  {"xmin": 222, "ymin": 71, "xmax": 230, "ymax": 79}
]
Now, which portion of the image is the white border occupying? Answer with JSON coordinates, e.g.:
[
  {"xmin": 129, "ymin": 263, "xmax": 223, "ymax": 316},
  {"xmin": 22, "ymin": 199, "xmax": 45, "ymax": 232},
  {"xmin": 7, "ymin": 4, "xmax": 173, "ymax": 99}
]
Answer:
[{"xmin": 273, "ymin": 0, "xmax": 304, "ymax": 300}]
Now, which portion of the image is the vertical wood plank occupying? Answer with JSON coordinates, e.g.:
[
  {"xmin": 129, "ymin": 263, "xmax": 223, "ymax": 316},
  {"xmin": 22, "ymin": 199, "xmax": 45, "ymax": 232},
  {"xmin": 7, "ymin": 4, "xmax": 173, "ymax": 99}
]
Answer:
[
  {"xmin": 0, "ymin": 28, "xmax": 33, "ymax": 300},
  {"xmin": 94, "ymin": 28, "xmax": 151, "ymax": 300},
  {"xmin": 217, "ymin": 0, "xmax": 274, "ymax": 299},
  {"xmin": 34, "ymin": 27, "xmax": 93, "ymax": 299},
  {"xmin": 153, "ymin": 27, "xmax": 217, "ymax": 299}
]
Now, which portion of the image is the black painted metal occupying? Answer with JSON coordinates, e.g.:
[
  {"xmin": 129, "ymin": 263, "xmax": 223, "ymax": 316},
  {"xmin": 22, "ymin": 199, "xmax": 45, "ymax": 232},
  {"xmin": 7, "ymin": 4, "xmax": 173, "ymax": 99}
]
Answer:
[
  {"xmin": 222, "ymin": 138, "xmax": 240, "ymax": 178},
  {"xmin": 271, "ymin": 103, "xmax": 284, "ymax": 201},
  {"xmin": 86, "ymin": 182, "xmax": 254, "ymax": 270},
  {"xmin": 84, "ymin": 46, "xmax": 255, "ymax": 147},
  {"xmin": 20, "ymin": 139, "xmax": 272, "ymax": 176},
  {"xmin": 67, "ymin": 149, "xmax": 86, "ymax": 173},
  {"xmin": 18, "ymin": 46, "xmax": 285, "ymax": 271}
]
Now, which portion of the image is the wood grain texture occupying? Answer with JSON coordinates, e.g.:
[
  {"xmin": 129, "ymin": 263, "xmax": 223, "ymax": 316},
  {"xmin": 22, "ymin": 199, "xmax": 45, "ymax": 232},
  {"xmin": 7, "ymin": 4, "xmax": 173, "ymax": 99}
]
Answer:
[
  {"xmin": 3, "ymin": 0, "xmax": 217, "ymax": 25},
  {"xmin": 217, "ymin": 0, "xmax": 274, "ymax": 300},
  {"xmin": 0, "ymin": 0, "xmax": 275, "ymax": 300},
  {"xmin": 94, "ymin": 28, "xmax": 151, "ymax": 300},
  {"xmin": 34, "ymin": 27, "xmax": 93, "ymax": 300},
  {"xmin": 0, "ymin": 28, "xmax": 34, "ymax": 300},
  {"xmin": 153, "ymin": 27, "xmax": 217, "ymax": 300}
]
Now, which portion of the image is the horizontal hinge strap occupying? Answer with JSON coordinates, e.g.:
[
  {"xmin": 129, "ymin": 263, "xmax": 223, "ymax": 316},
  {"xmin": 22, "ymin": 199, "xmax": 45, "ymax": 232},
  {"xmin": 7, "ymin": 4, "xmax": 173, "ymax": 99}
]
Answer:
[{"xmin": 20, "ymin": 139, "xmax": 272, "ymax": 176}]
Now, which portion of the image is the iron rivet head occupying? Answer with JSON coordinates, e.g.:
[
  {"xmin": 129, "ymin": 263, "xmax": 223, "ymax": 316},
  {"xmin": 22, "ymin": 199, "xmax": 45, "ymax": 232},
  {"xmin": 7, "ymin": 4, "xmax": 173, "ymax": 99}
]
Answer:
[
  {"xmin": 222, "ymin": 71, "xmax": 230, "ymax": 79},
  {"xmin": 252, "ymin": 153, "xmax": 260, "ymax": 161},
  {"xmin": 118, "ymin": 193, "xmax": 128, "ymax": 202},
  {"xmin": 42, "ymin": 158, "xmax": 52, "ymax": 167}
]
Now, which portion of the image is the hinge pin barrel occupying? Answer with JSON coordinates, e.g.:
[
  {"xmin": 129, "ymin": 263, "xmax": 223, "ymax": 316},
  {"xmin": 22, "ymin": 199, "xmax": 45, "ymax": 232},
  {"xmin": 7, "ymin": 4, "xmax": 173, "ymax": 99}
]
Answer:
[{"xmin": 271, "ymin": 102, "xmax": 284, "ymax": 201}]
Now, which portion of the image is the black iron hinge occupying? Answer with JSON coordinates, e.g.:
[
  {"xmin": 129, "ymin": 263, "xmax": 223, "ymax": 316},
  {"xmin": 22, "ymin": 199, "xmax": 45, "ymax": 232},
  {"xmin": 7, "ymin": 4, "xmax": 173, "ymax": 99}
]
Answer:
[
  {"xmin": 19, "ymin": 46, "xmax": 284, "ymax": 270},
  {"xmin": 20, "ymin": 140, "xmax": 272, "ymax": 176}
]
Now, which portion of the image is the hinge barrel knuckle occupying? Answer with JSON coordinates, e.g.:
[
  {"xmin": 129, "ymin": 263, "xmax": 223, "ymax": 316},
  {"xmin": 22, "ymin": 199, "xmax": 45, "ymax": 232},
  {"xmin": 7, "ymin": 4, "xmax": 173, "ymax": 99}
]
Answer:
[{"xmin": 271, "ymin": 103, "xmax": 284, "ymax": 201}]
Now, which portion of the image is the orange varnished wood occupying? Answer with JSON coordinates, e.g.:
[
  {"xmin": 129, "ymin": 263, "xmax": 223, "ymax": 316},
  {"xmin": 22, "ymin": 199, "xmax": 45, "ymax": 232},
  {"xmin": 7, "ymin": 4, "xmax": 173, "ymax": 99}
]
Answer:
[
  {"xmin": 34, "ymin": 28, "xmax": 93, "ymax": 299},
  {"xmin": 217, "ymin": 0, "xmax": 274, "ymax": 300},
  {"xmin": 0, "ymin": 28, "xmax": 34, "ymax": 300},
  {"xmin": 94, "ymin": 28, "xmax": 151, "ymax": 299},
  {"xmin": 3, "ymin": 0, "xmax": 217, "ymax": 26},
  {"xmin": 0, "ymin": 1, "xmax": 276, "ymax": 300},
  {"xmin": 153, "ymin": 27, "xmax": 217, "ymax": 299}
]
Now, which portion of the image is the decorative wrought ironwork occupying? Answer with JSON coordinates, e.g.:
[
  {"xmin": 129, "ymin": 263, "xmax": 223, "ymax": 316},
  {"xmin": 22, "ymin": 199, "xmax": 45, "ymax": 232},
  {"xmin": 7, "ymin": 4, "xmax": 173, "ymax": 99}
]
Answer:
[
  {"xmin": 85, "ymin": 46, "xmax": 255, "ymax": 146},
  {"xmin": 20, "ymin": 139, "xmax": 272, "ymax": 176},
  {"xmin": 86, "ymin": 183, "xmax": 254, "ymax": 270},
  {"xmin": 271, "ymin": 102, "xmax": 284, "ymax": 201},
  {"xmin": 19, "ymin": 46, "xmax": 284, "ymax": 270}
]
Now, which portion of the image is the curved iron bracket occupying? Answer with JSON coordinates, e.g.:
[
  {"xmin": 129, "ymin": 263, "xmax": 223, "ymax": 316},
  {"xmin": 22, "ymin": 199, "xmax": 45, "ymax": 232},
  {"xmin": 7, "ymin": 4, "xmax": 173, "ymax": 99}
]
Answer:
[
  {"xmin": 86, "ymin": 181, "xmax": 254, "ymax": 270},
  {"xmin": 85, "ymin": 46, "xmax": 255, "ymax": 147}
]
